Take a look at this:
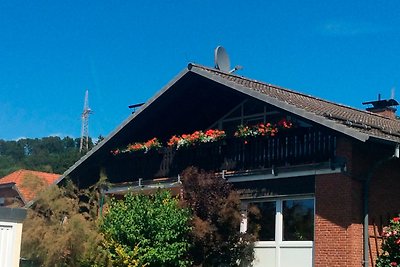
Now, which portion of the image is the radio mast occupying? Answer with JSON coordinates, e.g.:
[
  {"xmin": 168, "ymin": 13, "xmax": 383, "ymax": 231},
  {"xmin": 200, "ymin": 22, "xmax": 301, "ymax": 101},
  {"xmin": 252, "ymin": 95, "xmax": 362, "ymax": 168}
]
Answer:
[{"xmin": 80, "ymin": 90, "xmax": 92, "ymax": 153}]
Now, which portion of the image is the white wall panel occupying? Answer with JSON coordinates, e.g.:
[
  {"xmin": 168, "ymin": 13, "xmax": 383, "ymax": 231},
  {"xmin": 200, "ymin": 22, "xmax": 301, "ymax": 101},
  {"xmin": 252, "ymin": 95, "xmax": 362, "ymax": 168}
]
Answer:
[{"xmin": 0, "ymin": 224, "xmax": 13, "ymax": 267}]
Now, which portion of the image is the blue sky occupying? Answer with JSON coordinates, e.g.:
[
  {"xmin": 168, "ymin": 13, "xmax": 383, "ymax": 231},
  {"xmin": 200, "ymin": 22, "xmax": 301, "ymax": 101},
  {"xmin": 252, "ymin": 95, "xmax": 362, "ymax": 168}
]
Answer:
[{"xmin": 1, "ymin": 1, "xmax": 400, "ymax": 140}]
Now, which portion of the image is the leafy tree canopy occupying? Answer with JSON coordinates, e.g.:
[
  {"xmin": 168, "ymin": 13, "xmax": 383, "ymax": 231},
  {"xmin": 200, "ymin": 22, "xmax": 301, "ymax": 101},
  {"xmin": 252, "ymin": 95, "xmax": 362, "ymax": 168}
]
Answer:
[
  {"xmin": 0, "ymin": 136, "xmax": 94, "ymax": 177},
  {"xmin": 181, "ymin": 167, "xmax": 255, "ymax": 267}
]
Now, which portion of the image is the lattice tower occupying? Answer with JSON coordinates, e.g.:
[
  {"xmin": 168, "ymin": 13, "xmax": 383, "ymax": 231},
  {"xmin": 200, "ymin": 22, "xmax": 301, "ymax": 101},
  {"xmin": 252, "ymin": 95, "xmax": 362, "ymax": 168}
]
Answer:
[{"xmin": 80, "ymin": 90, "xmax": 92, "ymax": 153}]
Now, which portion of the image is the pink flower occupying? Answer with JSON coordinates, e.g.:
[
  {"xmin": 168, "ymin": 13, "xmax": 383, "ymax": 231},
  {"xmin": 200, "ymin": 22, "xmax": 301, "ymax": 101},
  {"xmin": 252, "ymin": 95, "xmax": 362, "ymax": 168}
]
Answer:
[{"xmin": 390, "ymin": 262, "xmax": 397, "ymax": 266}]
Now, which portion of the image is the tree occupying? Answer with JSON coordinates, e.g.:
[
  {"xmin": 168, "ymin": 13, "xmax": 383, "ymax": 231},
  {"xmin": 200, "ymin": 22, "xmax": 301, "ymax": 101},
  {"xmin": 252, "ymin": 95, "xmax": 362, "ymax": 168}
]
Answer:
[
  {"xmin": 180, "ymin": 167, "xmax": 255, "ymax": 267},
  {"xmin": 0, "ymin": 136, "xmax": 92, "ymax": 177},
  {"xmin": 21, "ymin": 182, "xmax": 103, "ymax": 267},
  {"xmin": 100, "ymin": 190, "xmax": 192, "ymax": 267},
  {"xmin": 95, "ymin": 135, "xmax": 105, "ymax": 145}
]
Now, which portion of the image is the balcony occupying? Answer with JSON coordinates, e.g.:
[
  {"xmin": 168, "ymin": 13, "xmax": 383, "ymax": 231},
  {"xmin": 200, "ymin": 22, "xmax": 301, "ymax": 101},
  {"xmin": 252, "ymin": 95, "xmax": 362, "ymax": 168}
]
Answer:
[{"xmin": 106, "ymin": 129, "xmax": 337, "ymax": 182}]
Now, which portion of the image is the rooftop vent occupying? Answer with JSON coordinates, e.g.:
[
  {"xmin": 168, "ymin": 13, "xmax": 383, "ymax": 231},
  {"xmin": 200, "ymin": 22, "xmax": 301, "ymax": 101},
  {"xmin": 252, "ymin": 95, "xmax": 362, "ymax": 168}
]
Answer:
[{"xmin": 362, "ymin": 94, "xmax": 399, "ymax": 119}]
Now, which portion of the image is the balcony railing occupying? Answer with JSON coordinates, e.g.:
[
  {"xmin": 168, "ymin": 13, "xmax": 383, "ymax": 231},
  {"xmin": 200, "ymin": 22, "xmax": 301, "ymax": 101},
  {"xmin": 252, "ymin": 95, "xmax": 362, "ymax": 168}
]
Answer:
[{"xmin": 107, "ymin": 129, "xmax": 336, "ymax": 181}]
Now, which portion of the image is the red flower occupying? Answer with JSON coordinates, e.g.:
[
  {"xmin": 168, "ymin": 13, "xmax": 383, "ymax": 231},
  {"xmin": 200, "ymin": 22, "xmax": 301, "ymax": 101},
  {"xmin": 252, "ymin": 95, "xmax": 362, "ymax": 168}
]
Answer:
[
  {"xmin": 390, "ymin": 262, "xmax": 397, "ymax": 266},
  {"xmin": 393, "ymin": 217, "xmax": 400, "ymax": 222},
  {"xmin": 278, "ymin": 118, "xmax": 293, "ymax": 129},
  {"xmin": 167, "ymin": 135, "xmax": 180, "ymax": 146},
  {"xmin": 111, "ymin": 149, "xmax": 120, "ymax": 155},
  {"xmin": 167, "ymin": 129, "xmax": 225, "ymax": 149}
]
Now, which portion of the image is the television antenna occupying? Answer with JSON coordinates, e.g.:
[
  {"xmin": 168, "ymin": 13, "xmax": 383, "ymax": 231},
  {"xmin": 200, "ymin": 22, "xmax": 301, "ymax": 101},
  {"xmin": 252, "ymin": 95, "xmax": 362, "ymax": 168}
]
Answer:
[
  {"xmin": 80, "ymin": 90, "xmax": 93, "ymax": 153},
  {"xmin": 214, "ymin": 46, "xmax": 243, "ymax": 73}
]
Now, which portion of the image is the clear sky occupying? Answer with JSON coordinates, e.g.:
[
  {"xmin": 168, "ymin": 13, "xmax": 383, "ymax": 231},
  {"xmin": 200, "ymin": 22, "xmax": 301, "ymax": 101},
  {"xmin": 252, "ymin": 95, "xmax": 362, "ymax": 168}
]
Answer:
[{"xmin": 1, "ymin": 1, "xmax": 400, "ymax": 140}]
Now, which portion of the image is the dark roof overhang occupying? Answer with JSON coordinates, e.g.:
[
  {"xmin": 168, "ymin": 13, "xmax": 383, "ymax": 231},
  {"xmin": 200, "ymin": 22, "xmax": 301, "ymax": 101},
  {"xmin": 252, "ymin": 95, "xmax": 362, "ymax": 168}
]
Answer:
[
  {"xmin": 56, "ymin": 66, "xmax": 250, "ymax": 187},
  {"xmin": 56, "ymin": 64, "xmax": 400, "ymax": 188}
]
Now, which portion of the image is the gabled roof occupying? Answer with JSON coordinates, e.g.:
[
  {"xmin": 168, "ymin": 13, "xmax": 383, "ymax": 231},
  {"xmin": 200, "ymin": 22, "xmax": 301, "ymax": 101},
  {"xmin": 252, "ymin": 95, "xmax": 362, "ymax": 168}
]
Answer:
[
  {"xmin": 189, "ymin": 64, "xmax": 400, "ymax": 143},
  {"xmin": 57, "ymin": 63, "xmax": 400, "ymax": 187},
  {"xmin": 0, "ymin": 169, "xmax": 60, "ymax": 204}
]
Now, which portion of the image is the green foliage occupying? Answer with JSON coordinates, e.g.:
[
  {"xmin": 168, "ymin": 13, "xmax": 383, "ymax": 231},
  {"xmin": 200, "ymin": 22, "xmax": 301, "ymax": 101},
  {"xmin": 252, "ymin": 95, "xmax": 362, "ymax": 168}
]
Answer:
[
  {"xmin": 377, "ymin": 217, "xmax": 400, "ymax": 267},
  {"xmin": 100, "ymin": 190, "xmax": 192, "ymax": 267},
  {"xmin": 81, "ymin": 237, "xmax": 144, "ymax": 267},
  {"xmin": 0, "ymin": 136, "xmax": 94, "ymax": 177},
  {"xmin": 181, "ymin": 167, "xmax": 255, "ymax": 266}
]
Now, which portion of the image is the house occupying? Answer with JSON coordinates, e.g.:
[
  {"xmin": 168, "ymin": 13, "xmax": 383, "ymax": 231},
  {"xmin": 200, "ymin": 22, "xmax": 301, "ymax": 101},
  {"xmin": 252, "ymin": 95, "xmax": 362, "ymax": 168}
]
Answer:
[
  {"xmin": 0, "ymin": 169, "xmax": 60, "ymax": 207},
  {"xmin": 0, "ymin": 207, "xmax": 27, "ymax": 267},
  {"xmin": 57, "ymin": 63, "xmax": 400, "ymax": 267}
]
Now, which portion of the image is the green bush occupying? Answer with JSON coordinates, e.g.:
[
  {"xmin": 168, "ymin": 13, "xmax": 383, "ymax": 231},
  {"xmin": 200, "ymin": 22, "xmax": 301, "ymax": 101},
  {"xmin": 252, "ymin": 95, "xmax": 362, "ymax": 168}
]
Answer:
[{"xmin": 100, "ymin": 190, "xmax": 192, "ymax": 267}]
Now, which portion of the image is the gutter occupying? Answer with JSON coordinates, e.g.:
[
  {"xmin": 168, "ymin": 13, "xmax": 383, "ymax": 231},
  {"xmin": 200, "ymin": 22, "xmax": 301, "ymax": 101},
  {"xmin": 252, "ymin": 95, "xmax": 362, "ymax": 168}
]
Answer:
[{"xmin": 363, "ymin": 143, "xmax": 400, "ymax": 267}]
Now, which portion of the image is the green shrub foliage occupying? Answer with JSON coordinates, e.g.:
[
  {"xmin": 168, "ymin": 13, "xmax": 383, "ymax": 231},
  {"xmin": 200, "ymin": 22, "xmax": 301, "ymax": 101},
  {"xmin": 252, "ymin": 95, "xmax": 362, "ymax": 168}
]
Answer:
[
  {"xmin": 100, "ymin": 190, "xmax": 192, "ymax": 267},
  {"xmin": 377, "ymin": 217, "xmax": 400, "ymax": 267}
]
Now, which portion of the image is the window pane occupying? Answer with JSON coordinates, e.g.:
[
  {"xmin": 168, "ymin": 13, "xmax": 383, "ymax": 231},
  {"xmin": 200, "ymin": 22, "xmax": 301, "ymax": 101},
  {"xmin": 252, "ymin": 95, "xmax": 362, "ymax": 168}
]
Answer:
[
  {"xmin": 283, "ymin": 199, "xmax": 314, "ymax": 241},
  {"xmin": 247, "ymin": 202, "xmax": 276, "ymax": 241}
]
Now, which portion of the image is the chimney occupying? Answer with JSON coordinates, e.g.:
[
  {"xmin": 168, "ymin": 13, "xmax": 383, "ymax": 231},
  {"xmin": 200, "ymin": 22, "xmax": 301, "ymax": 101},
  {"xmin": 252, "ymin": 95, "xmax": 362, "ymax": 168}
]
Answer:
[{"xmin": 362, "ymin": 94, "xmax": 399, "ymax": 119}]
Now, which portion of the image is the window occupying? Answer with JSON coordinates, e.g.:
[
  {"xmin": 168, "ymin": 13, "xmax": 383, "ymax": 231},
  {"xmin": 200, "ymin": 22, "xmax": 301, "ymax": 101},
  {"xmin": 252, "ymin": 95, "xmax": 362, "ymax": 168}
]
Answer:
[
  {"xmin": 247, "ymin": 201, "xmax": 276, "ymax": 241},
  {"xmin": 246, "ymin": 198, "xmax": 314, "ymax": 242},
  {"xmin": 283, "ymin": 199, "xmax": 314, "ymax": 241}
]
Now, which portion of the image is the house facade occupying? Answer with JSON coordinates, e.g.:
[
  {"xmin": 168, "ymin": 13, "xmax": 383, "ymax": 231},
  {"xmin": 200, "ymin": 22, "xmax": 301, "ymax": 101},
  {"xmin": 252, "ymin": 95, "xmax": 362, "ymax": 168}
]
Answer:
[{"xmin": 58, "ymin": 63, "xmax": 400, "ymax": 267}]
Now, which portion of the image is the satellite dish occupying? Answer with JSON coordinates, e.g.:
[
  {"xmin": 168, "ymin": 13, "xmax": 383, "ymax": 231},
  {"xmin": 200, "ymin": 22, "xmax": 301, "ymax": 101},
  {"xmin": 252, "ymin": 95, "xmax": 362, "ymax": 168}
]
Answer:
[{"xmin": 214, "ymin": 46, "xmax": 231, "ymax": 72}]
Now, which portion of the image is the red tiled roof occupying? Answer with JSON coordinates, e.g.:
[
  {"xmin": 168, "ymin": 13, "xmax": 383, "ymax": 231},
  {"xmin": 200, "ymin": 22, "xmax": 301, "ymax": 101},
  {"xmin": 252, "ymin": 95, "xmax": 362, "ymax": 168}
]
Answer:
[
  {"xmin": 0, "ymin": 169, "xmax": 60, "ymax": 203},
  {"xmin": 190, "ymin": 64, "xmax": 400, "ymax": 143}
]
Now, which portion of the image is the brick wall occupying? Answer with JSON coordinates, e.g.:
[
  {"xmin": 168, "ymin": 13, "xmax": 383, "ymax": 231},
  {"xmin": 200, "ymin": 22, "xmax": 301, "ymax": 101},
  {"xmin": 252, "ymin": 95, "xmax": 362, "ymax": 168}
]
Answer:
[
  {"xmin": 315, "ymin": 172, "xmax": 363, "ymax": 267},
  {"xmin": 353, "ymin": 140, "xmax": 400, "ymax": 264},
  {"xmin": 369, "ymin": 158, "xmax": 400, "ymax": 264},
  {"xmin": 369, "ymin": 159, "xmax": 400, "ymax": 220},
  {"xmin": 315, "ymin": 136, "xmax": 400, "ymax": 267},
  {"xmin": 315, "ymin": 137, "xmax": 363, "ymax": 267}
]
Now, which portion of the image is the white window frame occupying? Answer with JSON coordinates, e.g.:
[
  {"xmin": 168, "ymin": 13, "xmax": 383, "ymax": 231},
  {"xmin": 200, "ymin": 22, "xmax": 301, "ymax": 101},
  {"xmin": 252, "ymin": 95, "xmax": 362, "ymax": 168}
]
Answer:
[{"xmin": 241, "ymin": 195, "xmax": 315, "ymax": 247}]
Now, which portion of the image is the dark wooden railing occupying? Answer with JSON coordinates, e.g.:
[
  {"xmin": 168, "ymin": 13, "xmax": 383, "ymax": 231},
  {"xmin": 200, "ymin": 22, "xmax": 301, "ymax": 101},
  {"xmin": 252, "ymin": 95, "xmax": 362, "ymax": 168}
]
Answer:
[{"xmin": 107, "ymin": 129, "xmax": 336, "ymax": 181}]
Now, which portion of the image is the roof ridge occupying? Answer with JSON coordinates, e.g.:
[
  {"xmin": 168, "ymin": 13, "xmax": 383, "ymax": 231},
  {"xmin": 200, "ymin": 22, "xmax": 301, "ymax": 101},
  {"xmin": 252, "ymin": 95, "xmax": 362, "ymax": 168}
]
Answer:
[{"xmin": 189, "ymin": 63, "xmax": 400, "ymax": 123}]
